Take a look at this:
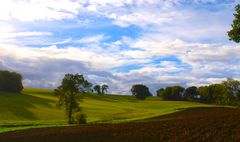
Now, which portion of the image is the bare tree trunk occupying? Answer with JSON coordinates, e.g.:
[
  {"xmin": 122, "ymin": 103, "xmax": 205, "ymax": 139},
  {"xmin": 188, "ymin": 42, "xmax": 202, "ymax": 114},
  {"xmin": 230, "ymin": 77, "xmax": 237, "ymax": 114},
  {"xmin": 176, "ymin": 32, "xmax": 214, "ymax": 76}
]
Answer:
[{"xmin": 67, "ymin": 92, "xmax": 73, "ymax": 124}]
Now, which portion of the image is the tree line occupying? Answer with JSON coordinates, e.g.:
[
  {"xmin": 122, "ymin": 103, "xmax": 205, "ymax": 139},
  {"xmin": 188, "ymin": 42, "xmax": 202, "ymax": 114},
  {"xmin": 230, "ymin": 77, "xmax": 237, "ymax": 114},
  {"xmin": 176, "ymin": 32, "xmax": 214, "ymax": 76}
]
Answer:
[{"xmin": 156, "ymin": 78, "xmax": 240, "ymax": 105}]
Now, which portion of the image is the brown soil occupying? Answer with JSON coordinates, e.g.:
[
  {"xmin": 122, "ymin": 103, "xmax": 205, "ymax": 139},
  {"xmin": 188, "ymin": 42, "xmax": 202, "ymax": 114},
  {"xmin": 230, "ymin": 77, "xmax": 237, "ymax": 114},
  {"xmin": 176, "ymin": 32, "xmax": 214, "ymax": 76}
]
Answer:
[{"xmin": 1, "ymin": 107, "xmax": 240, "ymax": 142}]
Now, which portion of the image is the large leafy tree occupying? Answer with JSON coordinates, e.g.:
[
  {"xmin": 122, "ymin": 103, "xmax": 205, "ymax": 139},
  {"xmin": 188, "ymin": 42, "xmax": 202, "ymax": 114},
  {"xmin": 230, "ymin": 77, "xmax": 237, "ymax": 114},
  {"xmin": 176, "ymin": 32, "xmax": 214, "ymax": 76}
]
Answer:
[
  {"xmin": 162, "ymin": 86, "xmax": 185, "ymax": 100},
  {"xmin": 183, "ymin": 86, "xmax": 198, "ymax": 101},
  {"xmin": 208, "ymin": 84, "xmax": 230, "ymax": 105},
  {"xmin": 93, "ymin": 85, "xmax": 101, "ymax": 95},
  {"xmin": 197, "ymin": 79, "xmax": 239, "ymax": 105},
  {"xmin": 156, "ymin": 88, "xmax": 165, "ymax": 97},
  {"xmin": 131, "ymin": 84, "xmax": 152, "ymax": 100},
  {"xmin": 197, "ymin": 86, "xmax": 210, "ymax": 102},
  {"xmin": 93, "ymin": 84, "xmax": 109, "ymax": 95},
  {"xmin": 54, "ymin": 73, "xmax": 92, "ymax": 124},
  {"xmin": 222, "ymin": 78, "xmax": 240, "ymax": 97},
  {"xmin": 228, "ymin": 4, "xmax": 240, "ymax": 42},
  {"xmin": 101, "ymin": 84, "xmax": 109, "ymax": 95},
  {"xmin": 0, "ymin": 70, "xmax": 23, "ymax": 92}
]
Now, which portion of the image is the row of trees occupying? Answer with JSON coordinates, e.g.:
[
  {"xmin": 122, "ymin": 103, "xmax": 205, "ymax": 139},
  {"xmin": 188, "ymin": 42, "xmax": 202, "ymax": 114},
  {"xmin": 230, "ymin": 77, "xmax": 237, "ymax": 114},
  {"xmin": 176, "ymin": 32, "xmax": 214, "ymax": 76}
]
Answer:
[
  {"xmin": 156, "ymin": 78, "xmax": 240, "ymax": 105},
  {"xmin": 0, "ymin": 70, "xmax": 23, "ymax": 92}
]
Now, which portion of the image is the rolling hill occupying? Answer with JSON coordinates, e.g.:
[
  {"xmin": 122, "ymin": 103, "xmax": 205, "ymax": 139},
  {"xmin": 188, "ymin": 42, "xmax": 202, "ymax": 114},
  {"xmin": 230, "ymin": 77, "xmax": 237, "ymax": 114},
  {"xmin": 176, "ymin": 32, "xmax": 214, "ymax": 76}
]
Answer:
[{"xmin": 0, "ymin": 88, "xmax": 213, "ymax": 133}]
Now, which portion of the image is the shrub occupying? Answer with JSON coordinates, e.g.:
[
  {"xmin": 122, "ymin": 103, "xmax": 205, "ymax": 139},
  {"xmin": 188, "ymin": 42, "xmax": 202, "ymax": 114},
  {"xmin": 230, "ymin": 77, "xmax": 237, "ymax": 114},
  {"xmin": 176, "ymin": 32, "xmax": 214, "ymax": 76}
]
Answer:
[{"xmin": 73, "ymin": 113, "xmax": 87, "ymax": 124}]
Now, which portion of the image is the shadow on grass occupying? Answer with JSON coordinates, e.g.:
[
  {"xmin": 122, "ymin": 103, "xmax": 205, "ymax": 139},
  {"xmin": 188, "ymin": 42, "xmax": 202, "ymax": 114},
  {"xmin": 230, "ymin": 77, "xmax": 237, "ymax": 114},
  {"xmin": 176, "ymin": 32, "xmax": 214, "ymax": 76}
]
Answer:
[
  {"xmin": 0, "ymin": 92, "xmax": 56, "ymax": 120},
  {"xmin": 82, "ymin": 93, "xmax": 138, "ymax": 103}
]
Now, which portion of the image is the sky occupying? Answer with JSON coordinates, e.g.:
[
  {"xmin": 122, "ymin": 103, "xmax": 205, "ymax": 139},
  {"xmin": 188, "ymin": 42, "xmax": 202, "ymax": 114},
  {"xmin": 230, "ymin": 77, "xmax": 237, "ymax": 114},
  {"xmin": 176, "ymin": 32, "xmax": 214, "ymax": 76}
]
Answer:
[{"xmin": 0, "ymin": 0, "xmax": 240, "ymax": 95}]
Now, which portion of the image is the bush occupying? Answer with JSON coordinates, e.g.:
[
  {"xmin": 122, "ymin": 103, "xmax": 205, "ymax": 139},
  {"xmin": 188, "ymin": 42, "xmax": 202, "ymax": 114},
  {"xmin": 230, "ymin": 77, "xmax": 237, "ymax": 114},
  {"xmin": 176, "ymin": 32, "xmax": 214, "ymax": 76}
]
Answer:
[{"xmin": 73, "ymin": 113, "xmax": 87, "ymax": 124}]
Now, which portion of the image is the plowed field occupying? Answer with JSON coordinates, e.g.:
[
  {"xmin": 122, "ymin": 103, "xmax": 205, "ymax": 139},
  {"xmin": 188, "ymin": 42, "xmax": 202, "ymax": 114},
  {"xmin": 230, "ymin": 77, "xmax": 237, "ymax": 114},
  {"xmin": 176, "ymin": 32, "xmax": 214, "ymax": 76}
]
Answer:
[{"xmin": 1, "ymin": 107, "xmax": 240, "ymax": 142}]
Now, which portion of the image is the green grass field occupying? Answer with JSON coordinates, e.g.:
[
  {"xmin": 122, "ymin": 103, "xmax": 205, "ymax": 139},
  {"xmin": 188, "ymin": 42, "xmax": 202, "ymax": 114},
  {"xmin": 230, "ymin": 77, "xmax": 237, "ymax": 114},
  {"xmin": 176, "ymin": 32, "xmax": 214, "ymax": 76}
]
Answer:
[{"xmin": 0, "ymin": 88, "xmax": 214, "ymax": 133}]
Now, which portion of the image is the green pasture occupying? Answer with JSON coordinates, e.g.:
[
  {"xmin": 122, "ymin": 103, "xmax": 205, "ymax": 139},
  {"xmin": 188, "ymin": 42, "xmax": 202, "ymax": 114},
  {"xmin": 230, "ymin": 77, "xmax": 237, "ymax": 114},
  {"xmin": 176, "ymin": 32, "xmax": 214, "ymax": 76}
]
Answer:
[{"xmin": 0, "ymin": 88, "xmax": 213, "ymax": 133}]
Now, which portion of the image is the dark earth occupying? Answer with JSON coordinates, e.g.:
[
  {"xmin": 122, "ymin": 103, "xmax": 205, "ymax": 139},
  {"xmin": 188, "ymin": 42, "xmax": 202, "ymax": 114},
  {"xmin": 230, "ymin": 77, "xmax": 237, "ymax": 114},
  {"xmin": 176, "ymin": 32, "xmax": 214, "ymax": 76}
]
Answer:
[{"xmin": 1, "ymin": 107, "xmax": 240, "ymax": 142}]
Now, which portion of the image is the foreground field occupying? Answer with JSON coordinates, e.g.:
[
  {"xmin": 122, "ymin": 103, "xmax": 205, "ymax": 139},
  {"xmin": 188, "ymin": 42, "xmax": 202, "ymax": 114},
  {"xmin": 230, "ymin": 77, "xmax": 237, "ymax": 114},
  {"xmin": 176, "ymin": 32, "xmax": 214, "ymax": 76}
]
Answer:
[
  {"xmin": 1, "ymin": 107, "xmax": 239, "ymax": 142},
  {"xmin": 0, "ymin": 88, "xmax": 213, "ymax": 132}
]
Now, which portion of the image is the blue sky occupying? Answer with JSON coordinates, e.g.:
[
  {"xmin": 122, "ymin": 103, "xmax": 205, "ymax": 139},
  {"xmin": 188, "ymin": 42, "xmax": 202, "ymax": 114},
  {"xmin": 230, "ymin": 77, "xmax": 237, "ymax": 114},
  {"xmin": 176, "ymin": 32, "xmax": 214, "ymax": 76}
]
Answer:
[{"xmin": 0, "ymin": 0, "xmax": 240, "ymax": 94}]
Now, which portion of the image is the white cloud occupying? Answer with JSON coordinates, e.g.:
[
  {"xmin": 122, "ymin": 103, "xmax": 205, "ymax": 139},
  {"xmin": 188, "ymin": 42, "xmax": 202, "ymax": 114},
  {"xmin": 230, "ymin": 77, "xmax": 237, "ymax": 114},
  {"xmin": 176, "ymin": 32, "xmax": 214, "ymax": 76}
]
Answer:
[
  {"xmin": 52, "ymin": 38, "xmax": 72, "ymax": 45},
  {"xmin": 122, "ymin": 36, "xmax": 240, "ymax": 65},
  {"xmin": 0, "ymin": 0, "xmax": 81, "ymax": 21},
  {"xmin": 0, "ymin": 0, "xmax": 235, "ymax": 42},
  {"xmin": 76, "ymin": 34, "xmax": 107, "ymax": 44},
  {"xmin": 0, "ymin": 31, "xmax": 52, "ymax": 39},
  {"xmin": 0, "ymin": 22, "xmax": 54, "ymax": 45},
  {"xmin": 117, "ymin": 35, "xmax": 240, "ymax": 93},
  {"xmin": 1, "ymin": 37, "xmax": 239, "ymax": 94}
]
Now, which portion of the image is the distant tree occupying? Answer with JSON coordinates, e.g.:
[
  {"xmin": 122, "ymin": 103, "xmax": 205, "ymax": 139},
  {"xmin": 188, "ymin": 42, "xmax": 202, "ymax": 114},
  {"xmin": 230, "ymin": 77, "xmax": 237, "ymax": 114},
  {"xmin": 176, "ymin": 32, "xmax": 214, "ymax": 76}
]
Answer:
[
  {"xmin": 222, "ymin": 78, "xmax": 240, "ymax": 98},
  {"xmin": 54, "ymin": 73, "xmax": 91, "ymax": 124},
  {"xmin": 162, "ymin": 86, "xmax": 185, "ymax": 100},
  {"xmin": 197, "ymin": 86, "xmax": 210, "ymax": 102},
  {"xmin": 83, "ymin": 81, "xmax": 93, "ymax": 93},
  {"xmin": 0, "ymin": 70, "xmax": 23, "ymax": 92},
  {"xmin": 228, "ymin": 4, "xmax": 240, "ymax": 42},
  {"xmin": 131, "ymin": 84, "xmax": 152, "ymax": 100},
  {"xmin": 156, "ymin": 88, "xmax": 165, "ymax": 97},
  {"xmin": 197, "ymin": 80, "xmax": 237, "ymax": 105},
  {"xmin": 237, "ymin": 90, "xmax": 240, "ymax": 101},
  {"xmin": 208, "ymin": 84, "xmax": 230, "ymax": 105},
  {"xmin": 94, "ymin": 85, "xmax": 101, "ymax": 95},
  {"xmin": 101, "ymin": 84, "xmax": 109, "ymax": 95},
  {"xmin": 183, "ymin": 86, "xmax": 198, "ymax": 101}
]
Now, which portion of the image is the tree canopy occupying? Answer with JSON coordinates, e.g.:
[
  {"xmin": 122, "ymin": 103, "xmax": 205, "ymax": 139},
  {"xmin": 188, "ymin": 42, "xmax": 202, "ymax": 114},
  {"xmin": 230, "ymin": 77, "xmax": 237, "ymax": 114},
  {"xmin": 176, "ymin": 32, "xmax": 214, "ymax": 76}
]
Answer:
[
  {"xmin": 131, "ymin": 84, "xmax": 152, "ymax": 100},
  {"xmin": 156, "ymin": 88, "xmax": 165, "ymax": 97},
  {"xmin": 94, "ymin": 85, "xmax": 101, "ymax": 95},
  {"xmin": 0, "ymin": 70, "xmax": 23, "ymax": 92},
  {"xmin": 228, "ymin": 4, "xmax": 240, "ymax": 42},
  {"xmin": 101, "ymin": 84, "xmax": 109, "ymax": 95},
  {"xmin": 94, "ymin": 84, "xmax": 109, "ymax": 95},
  {"xmin": 157, "ymin": 78, "xmax": 240, "ymax": 106},
  {"xmin": 183, "ymin": 86, "xmax": 198, "ymax": 101},
  {"xmin": 161, "ymin": 86, "xmax": 185, "ymax": 101}
]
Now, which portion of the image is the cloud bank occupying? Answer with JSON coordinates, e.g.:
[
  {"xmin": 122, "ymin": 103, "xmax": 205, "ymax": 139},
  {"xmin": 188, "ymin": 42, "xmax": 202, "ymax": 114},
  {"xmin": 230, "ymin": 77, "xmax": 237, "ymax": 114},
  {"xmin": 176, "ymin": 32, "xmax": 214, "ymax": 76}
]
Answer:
[{"xmin": 0, "ymin": 0, "xmax": 239, "ymax": 94}]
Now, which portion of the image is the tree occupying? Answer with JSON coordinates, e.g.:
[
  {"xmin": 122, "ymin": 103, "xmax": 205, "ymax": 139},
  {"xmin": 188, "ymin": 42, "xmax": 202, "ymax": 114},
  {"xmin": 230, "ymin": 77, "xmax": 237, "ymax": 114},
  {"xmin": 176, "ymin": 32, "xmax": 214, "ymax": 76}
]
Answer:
[
  {"xmin": 101, "ymin": 84, "xmax": 109, "ymax": 95},
  {"xmin": 197, "ymin": 80, "xmax": 238, "ymax": 105},
  {"xmin": 228, "ymin": 4, "xmax": 240, "ymax": 42},
  {"xmin": 94, "ymin": 85, "xmax": 101, "ymax": 95},
  {"xmin": 222, "ymin": 78, "xmax": 240, "ymax": 98},
  {"xmin": 156, "ymin": 88, "xmax": 165, "ymax": 97},
  {"xmin": 208, "ymin": 84, "xmax": 230, "ymax": 105},
  {"xmin": 183, "ymin": 86, "xmax": 198, "ymax": 101},
  {"xmin": 162, "ymin": 86, "xmax": 185, "ymax": 100},
  {"xmin": 54, "ymin": 73, "xmax": 91, "ymax": 124},
  {"xmin": 197, "ymin": 86, "xmax": 210, "ymax": 102},
  {"xmin": 237, "ymin": 90, "xmax": 240, "ymax": 101},
  {"xmin": 131, "ymin": 84, "xmax": 152, "ymax": 100},
  {"xmin": 83, "ymin": 81, "xmax": 93, "ymax": 93},
  {"xmin": 0, "ymin": 70, "xmax": 23, "ymax": 92}
]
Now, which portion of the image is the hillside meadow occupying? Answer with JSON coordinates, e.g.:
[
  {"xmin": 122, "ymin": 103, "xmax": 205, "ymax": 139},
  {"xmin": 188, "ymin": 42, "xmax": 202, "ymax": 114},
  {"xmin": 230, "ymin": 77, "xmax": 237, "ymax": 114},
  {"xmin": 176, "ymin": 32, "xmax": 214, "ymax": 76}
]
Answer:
[{"xmin": 0, "ymin": 88, "xmax": 214, "ymax": 133}]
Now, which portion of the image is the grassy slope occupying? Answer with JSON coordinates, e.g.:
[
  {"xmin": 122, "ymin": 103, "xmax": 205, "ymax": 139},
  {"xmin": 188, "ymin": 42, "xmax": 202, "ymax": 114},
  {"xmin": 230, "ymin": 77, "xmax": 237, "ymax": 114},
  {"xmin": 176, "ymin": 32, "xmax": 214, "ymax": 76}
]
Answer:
[{"xmin": 0, "ymin": 88, "xmax": 213, "ymax": 133}]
